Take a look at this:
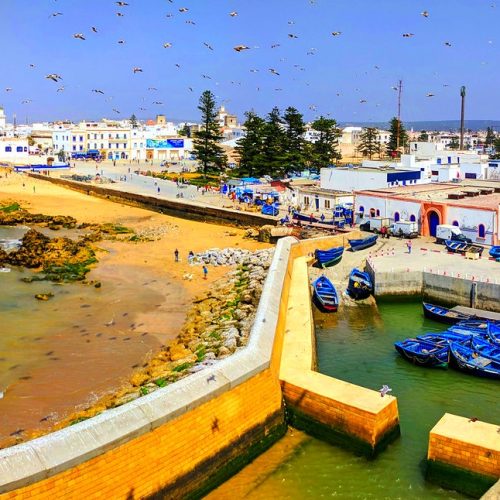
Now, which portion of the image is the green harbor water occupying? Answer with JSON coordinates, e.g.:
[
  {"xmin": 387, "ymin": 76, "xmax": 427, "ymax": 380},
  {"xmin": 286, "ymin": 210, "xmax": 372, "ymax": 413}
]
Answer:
[{"xmin": 216, "ymin": 299, "xmax": 499, "ymax": 499}]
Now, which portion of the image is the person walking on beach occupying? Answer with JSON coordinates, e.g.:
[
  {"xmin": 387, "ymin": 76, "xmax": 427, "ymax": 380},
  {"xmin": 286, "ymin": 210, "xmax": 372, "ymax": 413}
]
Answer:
[
  {"xmin": 406, "ymin": 240, "xmax": 412, "ymax": 254},
  {"xmin": 202, "ymin": 265, "xmax": 208, "ymax": 280},
  {"xmin": 174, "ymin": 249, "xmax": 179, "ymax": 262},
  {"xmin": 188, "ymin": 250, "xmax": 194, "ymax": 264}
]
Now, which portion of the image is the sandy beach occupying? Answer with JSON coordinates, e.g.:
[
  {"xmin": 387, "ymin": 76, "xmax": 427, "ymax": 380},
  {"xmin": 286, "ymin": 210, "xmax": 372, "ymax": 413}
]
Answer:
[{"xmin": 0, "ymin": 170, "xmax": 269, "ymax": 446}]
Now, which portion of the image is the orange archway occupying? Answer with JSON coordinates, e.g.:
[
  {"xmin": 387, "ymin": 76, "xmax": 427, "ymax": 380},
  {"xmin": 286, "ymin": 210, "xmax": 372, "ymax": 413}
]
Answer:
[{"xmin": 421, "ymin": 203, "xmax": 447, "ymax": 237}]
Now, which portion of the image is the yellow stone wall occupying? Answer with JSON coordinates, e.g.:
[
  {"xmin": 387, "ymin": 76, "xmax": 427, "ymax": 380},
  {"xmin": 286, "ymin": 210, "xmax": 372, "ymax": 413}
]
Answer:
[
  {"xmin": 0, "ymin": 369, "xmax": 283, "ymax": 500},
  {"xmin": 428, "ymin": 413, "xmax": 500, "ymax": 479}
]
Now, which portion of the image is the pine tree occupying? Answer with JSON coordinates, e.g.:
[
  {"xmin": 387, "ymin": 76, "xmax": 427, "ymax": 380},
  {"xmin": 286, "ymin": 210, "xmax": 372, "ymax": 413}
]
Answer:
[
  {"xmin": 449, "ymin": 136, "xmax": 459, "ymax": 150},
  {"xmin": 310, "ymin": 116, "xmax": 342, "ymax": 168},
  {"xmin": 485, "ymin": 127, "xmax": 495, "ymax": 147},
  {"xmin": 386, "ymin": 117, "xmax": 408, "ymax": 157},
  {"xmin": 193, "ymin": 90, "xmax": 227, "ymax": 176},
  {"xmin": 236, "ymin": 111, "xmax": 266, "ymax": 177},
  {"xmin": 358, "ymin": 127, "xmax": 380, "ymax": 159},
  {"xmin": 283, "ymin": 106, "xmax": 306, "ymax": 174},
  {"xmin": 262, "ymin": 107, "xmax": 287, "ymax": 178},
  {"xmin": 178, "ymin": 124, "xmax": 191, "ymax": 137},
  {"xmin": 418, "ymin": 130, "xmax": 429, "ymax": 142},
  {"xmin": 493, "ymin": 137, "xmax": 500, "ymax": 159},
  {"xmin": 130, "ymin": 114, "xmax": 138, "ymax": 129}
]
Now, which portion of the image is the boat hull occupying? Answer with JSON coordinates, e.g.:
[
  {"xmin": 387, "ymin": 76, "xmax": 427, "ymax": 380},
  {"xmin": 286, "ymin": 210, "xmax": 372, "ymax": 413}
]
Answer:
[
  {"xmin": 348, "ymin": 235, "xmax": 378, "ymax": 252},
  {"xmin": 312, "ymin": 275, "xmax": 339, "ymax": 313},
  {"xmin": 449, "ymin": 342, "xmax": 500, "ymax": 379},
  {"xmin": 394, "ymin": 339, "xmax": 449, "ymax": 367},
  {"xmin": 422, "ymin": 302, "xmax": 471, "ymax": 324},
  {"xmin": 346, "ymin": 269, "xmax": 373, "ymax": 300}
]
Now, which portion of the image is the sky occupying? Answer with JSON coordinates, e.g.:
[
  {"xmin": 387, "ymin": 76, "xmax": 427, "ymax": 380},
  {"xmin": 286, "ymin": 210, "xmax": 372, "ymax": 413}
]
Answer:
[{"xmin": 1, "ymin": 0, "xmax": 499, "ymax": 125}]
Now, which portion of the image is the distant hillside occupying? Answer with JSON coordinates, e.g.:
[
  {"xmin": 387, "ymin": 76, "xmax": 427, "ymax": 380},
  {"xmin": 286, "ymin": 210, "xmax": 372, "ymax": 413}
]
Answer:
[{"xmin": 338, "ymin": 120, "xmax": 500, "ymax": 132}]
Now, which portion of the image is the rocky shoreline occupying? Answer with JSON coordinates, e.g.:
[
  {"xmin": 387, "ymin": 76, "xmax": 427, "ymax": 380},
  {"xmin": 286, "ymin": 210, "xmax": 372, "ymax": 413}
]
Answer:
[{"xmin": 34, "ymin": 247, "xmax": 274, "ymax": 436}]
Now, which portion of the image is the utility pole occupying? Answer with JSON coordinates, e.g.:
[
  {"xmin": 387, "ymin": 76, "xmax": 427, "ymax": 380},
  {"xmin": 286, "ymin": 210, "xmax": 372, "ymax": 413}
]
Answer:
[
  {"xmin": 459, "ymin": 86, "xmax": 466, "ymax": 150},
  {"xmin": 396, "ymin": 80, "xmax": 403, "ymax": 154}
]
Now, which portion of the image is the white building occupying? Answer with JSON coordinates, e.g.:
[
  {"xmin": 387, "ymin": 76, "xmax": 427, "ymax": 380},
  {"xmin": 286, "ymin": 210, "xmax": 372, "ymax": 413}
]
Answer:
[
  {"xmin": 0, "ymin": 106, "xmax": 6, "ymax": 130},
  {"xmin": 354, "ymin": 180, "xmax": 500, "ymax": 245},
  {"xmin": 0, "ymin": 137, "xmax": 29, "ymax": 161}
]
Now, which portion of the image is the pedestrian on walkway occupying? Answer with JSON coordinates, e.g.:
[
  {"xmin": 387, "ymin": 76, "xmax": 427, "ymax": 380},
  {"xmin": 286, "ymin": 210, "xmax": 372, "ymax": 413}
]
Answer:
[
  {"xmin": 202, "ymin": 265, "xmax": 208, "ymax": 279},
  {"xmin": 406, "ymin": 240, "xmax": 412, "ymax": 254},
  {"xmin": 380, "ymin": 226, "xmax": 387, "ymax": 239},
  {"xmin": 157, "ymin": 186, "xmax": 160, "ymax": 194},
  {"xmin": 174, "ymin": 249, "xmax": 179, "ymax": 262}
]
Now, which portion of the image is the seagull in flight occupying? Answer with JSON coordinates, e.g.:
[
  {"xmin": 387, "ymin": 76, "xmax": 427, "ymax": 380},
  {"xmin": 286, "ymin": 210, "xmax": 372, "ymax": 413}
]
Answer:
[
  {"xmin": 163, "ymin": 42, "xmax": 172, "ymax": 48},
  {"xmin": 421, "ymin": 10, "xmax": 430, "ymax": 17},
  {"xmin": 153, "ymin": 101, "xmax": 163, "ymax": 105},
  {"xmin": 73, "ymin": 33, "xmax": 86, "ymax": 40},
  {"xmin": 229, "ymin": 11, "xmax": 238, "ymax": 17},
  {"xmin": 271, "ymin": 43, "xmax": 281, "ymax": 49},
  {"xmin": 118, "ymin": 40, "xmax": 126, "ymax": 44},
  {"xmin": 185, "ymin": 20, "xmax": 195, "ymax": 25},
  {"xmin": 288, "ymin": 33, "xmax": 298, "ymax": 39},
  {"xmin": 179, "ymin": 7, "xmax": 188, "ymax": 12},
  {"xmin": 56, "ymin": 86, "xmax": 65, "ymax": 92},
  {"xmin": 91, "ymin": 26, "xmax": 98, "ymax": 33},
  {"xmin": 46, "ymin": 73, "xmax": 63, "ymax": 82},
  {"xmin": 5, "ymin": 87, "xmax": 13, "ymax": 92},
  {"xmin": 402, "ymin": 33, "xmax": 415, "ymax": 38},
  {"xmin": 444, "ymin": 41, "xmax": 452, "ymax": 47},
  {"xmin": 269, "ymin": 68, "xmax": 280, "ymax": 75},
  {"xmin": 116, "ymin": 1, "xmax": 129, "ymax": 5},
  {"xmin": 132, "ymin": 67, "xmax": 143, "ymax": 73},
  {"xmin": 203, "ymin": 42, "xmax": 214, "ymax": 50},
  {"xmin": 116, "ymin": 12, "xmax": 125, "ymax": 17},
  {"xmin": 21, "ymin": 99, "xmax": 32, "ymax": 104},
  {"xmin": 233, "ymin": 44, "xmax": 250, "ymax": 52},
  {"xmin": 49, "ymin": 12, "xmax": 63, "ymax": 18},
  {"xmin": 426, "ymin": 93, "xmax": 435, "ymax": 97},
  {"xmin": 331, "ymin": 31, "xmax": 342, "ymax": 36},
  {"xmin": 147, "ymin": 87, "xmax": 158, "ymax": 91},
  {"xmin": 112, "ymin": 108, "xmax": 121, "ymax": 114},
  {"xmin": 92, "ymin": 89, "xmax": 105, "ymax": 94}
]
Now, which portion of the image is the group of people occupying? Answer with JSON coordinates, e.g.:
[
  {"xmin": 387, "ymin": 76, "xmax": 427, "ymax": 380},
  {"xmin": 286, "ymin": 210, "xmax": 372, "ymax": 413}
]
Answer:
[
  {"xmin": 174, "ymin": 249, "xmax": 208, "ymax": 278},
  {"xmin": 380, "ymin": 226, "xmax": 391, "ymax": 239}
]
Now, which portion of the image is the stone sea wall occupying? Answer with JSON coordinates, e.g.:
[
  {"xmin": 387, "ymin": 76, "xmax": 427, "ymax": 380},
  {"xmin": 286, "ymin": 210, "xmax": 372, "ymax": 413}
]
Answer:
[{"xmin": 0, "ymin": 237, "xmax": 293, "ymax": 499}]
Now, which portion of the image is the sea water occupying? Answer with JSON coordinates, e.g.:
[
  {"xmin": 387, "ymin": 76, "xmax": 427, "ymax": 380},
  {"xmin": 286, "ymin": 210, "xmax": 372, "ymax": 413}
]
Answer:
[{"xmin": 211, "ymin": 299, "xmax": 499, "ymax": 499}]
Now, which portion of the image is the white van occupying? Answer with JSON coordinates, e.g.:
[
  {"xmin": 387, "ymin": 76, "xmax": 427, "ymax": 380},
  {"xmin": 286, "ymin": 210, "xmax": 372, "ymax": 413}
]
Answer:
[
  {"xmin": 435, "ymin": 224, "xmax": 471, "ymax": 244},
  {"xmin": 390, "ymin": 220, "xmax": 419, "ymax": 238}
]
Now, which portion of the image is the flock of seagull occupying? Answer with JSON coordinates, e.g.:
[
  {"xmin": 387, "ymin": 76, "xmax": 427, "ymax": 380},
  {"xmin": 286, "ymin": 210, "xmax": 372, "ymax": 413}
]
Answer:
[{"xmin": 3, "ymin": 1, "xmax": 497, "ymax": 118}]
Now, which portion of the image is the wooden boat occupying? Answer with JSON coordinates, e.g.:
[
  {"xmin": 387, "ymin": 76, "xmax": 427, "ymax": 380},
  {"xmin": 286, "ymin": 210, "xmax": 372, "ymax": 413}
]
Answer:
[
  {"xmin": 261, "ymin": 204, "xmax": 279, "ymax": 216},
  {"xmin": 471, "ymin": 336, "xmax": 500, "ymax": 361},
  {"xmin": 346, "ymin": 268, "xmax": 373, "ymax": 300},
  {"xmin": 417, "ymin": 331, "xmax": 471, "ymax": 345},
  {"xmin": 449, "ymin": 341, "xmax": 500, "ymax": 379},
  {"xmin": 312, "ymin": 275, "xmax": 339, "ymax": 312},
  {"xmin": 489, "ymin": 246, "xmax": 500, "ymax": 259},
  {"xmin": 487, "ymin": 323, "xmax": 500, "ymax": 346},
  {"xmin": 348, "ymin": 234, "xmax": 378, "ymax": 252},
  {"xmin": 315, "ymin": 246, "xmax": 344, "ymax": 268},
  {"xmin": 394, "ymin": 338, "xmax": 449, "ymax": 367},
  {"xmin": 293, "ymin": 212, "xmax": 318, "ymax": 224},
  {"xmin": 422, "ymin": 302, "xmax": 471, "ymax": 324},
  {"xmin": 444, "ymin": 240, "xmax": 484, "ymax": 256}
]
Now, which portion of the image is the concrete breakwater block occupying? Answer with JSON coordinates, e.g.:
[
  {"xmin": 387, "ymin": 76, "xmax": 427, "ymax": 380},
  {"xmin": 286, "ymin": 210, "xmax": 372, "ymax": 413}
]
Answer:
[{"xmin": 426, "ymin": 413, "xmax": 500, "ymax": 498}]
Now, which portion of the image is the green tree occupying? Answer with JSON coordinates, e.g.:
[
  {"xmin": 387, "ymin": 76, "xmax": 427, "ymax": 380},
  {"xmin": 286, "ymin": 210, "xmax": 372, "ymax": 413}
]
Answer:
[
  {"xmin": 129, "ymin": 114, "xmax": 138, "ymax": 129},
  {"xmin": 485, "ymin": 127, "xmax": 495, "ymax": 147},
  {"xmin": 448, "ymin": 136, "xmax": 460, "ymax": 150},
  {"xmin": 193, "ymin": 90, "xmax": 227, "ymax": 176},
  {"xmin": 418, "ymin": 130, "xmax": 429, "ymax": 142},
  {"xmin": 178, "ymin": 124, "xmax": 191, "ymax": 138},
  {"xmin": 492, "ymin": 136, "xmax": 500, "ymax": 158},
  {"xmin": 261, "ymin": 107, "xmax": 287, "ymax": 178},
  {"xmin": 310, "ymin": 116, "xmax": 342, "ymax": 168},
  {"xmin": 358, "ymin": 127, "xmax": 380, "ymax": 160},
  {"xmin": 282, "ymin": 106, "xmax": 307, "ymax": 174},
  {"xmin": 57, "ymin": 149, "xmax": 66, "ymax": 162},
  {"xmin": 386, "ymin": 117, "xmax": 409, "ymax": 157},
  {"xmin": 235, "ymin": 111, "xmax": 266, "ymax": 177}
]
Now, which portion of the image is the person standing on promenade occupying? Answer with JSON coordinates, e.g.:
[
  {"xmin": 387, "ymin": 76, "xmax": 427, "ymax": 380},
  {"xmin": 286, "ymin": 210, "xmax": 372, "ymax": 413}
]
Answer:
[
  {"xmin": 202, "ymin": 265, "xmax": 208, "ymax": 279},
  {"xmin": 406, "ymin": 240, "xmax": 412, "ymax": 254},
  {"xmin": 174, "ymin": 249, "xmax": 179, "ymax": 262}
]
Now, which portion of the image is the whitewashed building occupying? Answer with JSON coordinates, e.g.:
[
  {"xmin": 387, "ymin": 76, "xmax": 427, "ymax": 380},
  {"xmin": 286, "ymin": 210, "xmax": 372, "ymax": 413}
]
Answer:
[{"xmin": 0, "ymin": 137, "xmax": 29, "ymax": 161}]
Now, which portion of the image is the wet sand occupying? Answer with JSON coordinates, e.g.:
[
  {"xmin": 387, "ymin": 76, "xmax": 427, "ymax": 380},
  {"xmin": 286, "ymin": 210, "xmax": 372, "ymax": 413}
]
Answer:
[{"xmin": 0, "ymin": 171, "xmax": 269, "ymax": 446}]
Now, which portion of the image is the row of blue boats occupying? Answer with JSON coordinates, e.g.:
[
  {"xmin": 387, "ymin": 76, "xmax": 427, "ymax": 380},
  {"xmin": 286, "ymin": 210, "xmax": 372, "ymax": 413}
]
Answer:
[
  {"xmin": 314, "ymin": 235, "xmax": 378, "ymax": 268},
  {"xmin": 395, "ymin": 303, "xmax": 500, "ymax": 379}
]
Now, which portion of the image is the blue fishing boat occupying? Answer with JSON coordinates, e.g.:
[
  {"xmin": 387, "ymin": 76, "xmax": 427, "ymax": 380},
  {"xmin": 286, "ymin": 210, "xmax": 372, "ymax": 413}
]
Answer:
[
  {"xmin": 444, "ymin": 240, "xmax": 484, "ymax": 256},
  {"xmin": 489, "ymin": 246, "xmax": 500, "ymax": 259},
  {"xmin": 348, "ymin": 234, "xmax": 378, "ymax": 252},
  {"xmin": 261, "ymin": 204, "xmax": 279, "ymax": 216},
  {"xmin": 417, "ymin": 331, "xmax": 471, "ymax": 345},
  {"xmin": 448, "ymin": 320, "xmax": 492, "ymax": 337},
  {"xmin": 312, "ymin": 275, "xmax": 339, "ymax": 312},
  {"xmin": 394, "ymin": 338, "xmax": 449, "ymax": 367},
  {"xmin": 293, "ymin": 212, "xmax": 318, "ymax": 224},
  {"xmin": 471, "ymin": 336, "xmax": 500, "ymax": 360},
  {"xmin": 449, "ymin": 341, "xmax": 500, "ymax": 379},
  {"xmin": 487, "ymin": 323, "xmax": 500, "ymax": 345},
  {"xmin": 315, "ymin": 246, "xmax": 344, "ymax": 268},
  {"xmin": 422, "ymin": 302, "xmax": 471, "ymax": 324},
  {"xmin": 346, "ymin": 268, "xmax": 373, "ymax": 300}
]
